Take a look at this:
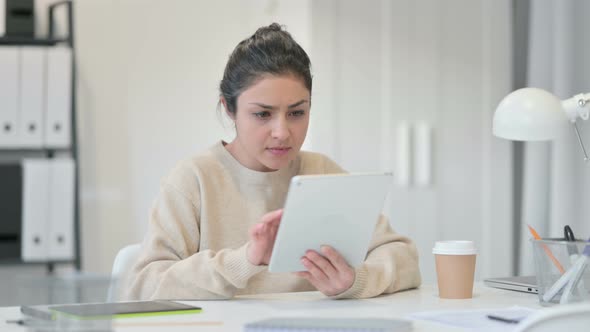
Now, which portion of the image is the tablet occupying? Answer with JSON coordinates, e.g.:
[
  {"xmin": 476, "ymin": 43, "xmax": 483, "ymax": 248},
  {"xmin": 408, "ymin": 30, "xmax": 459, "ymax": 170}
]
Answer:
[
  {"xmin": 21, "ymin": 300, "xmax": 201, "ymax": 320},
  {"xmin": 268, "ymin": 172, "xmax": 393, "ymax": 273}
]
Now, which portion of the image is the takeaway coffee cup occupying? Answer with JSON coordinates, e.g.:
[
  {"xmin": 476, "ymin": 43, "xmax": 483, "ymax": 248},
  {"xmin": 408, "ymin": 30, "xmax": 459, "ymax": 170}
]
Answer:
[{"xmin": 433, "ymin": 241, "xmax": 477, "ymax": 299}]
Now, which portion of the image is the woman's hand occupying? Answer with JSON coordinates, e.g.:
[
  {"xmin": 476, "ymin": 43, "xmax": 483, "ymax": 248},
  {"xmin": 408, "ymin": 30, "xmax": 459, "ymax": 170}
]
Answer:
[
  {"xmin": 295, "ymin": 245, "xmax": 355, "ymax": 296},
  {"xmin": 247, "ymin": 209, "xmax": 283, "ymax": 265}
]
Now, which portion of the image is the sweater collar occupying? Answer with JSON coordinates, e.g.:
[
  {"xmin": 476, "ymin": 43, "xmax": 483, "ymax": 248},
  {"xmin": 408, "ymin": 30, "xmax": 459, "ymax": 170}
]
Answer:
[{"xmin": 214, "ymin": 141, "xmax": 299, "ymax": 185}]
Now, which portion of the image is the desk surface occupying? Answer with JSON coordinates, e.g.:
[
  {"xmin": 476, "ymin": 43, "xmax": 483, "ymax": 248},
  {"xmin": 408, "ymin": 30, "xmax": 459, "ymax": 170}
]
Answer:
[{"xmin": 0, "ymin": 283, "xmax": 541, "ymax": 331}]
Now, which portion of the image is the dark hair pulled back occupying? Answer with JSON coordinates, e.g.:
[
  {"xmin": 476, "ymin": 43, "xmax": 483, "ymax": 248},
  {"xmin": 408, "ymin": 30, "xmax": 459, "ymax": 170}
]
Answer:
[{"xmin": 219, "ymin": 23, "xmax": 312, "ymax": 115}]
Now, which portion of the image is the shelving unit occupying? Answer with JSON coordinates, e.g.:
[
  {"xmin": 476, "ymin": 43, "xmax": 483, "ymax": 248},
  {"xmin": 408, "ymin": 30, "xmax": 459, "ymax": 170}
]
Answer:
[{"xmin": 0, "ymin": 1, "xmax": 80, "ymax": 272}]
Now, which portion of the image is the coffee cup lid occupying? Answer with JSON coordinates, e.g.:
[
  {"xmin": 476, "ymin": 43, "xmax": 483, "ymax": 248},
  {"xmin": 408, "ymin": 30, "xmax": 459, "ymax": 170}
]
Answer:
[{"xmin": 432, "ymin": 241, "xmax": 477, "ymax": 255}]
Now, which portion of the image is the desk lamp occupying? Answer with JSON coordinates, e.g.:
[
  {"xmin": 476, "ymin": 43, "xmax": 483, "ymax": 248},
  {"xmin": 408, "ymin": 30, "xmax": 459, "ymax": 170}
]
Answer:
[{"xmin": 493, "ymin": 87, "xmax": 590, "ymax": 160}]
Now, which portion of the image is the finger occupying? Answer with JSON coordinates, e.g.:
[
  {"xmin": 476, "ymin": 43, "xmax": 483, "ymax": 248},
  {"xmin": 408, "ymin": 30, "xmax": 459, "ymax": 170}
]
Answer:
[
  {"xmin": 261, "ymin": 223, "xmax": 277, "ymax": 242},
  {"xmin": 251, "ymin": 222, "xmax": 273, "ymax": 242},
  {"xmin": 249, "ymin": 223, "xmax": 264, "ymax": 238},
  {"xmin": 268, "ymin": 217, "xmax": 281, "ymax": 228},
  {"xmin": 269, "ymin": 222, "xmax": 280, "ymax": 242},
  {"xmin": 297, "ymin": 262, "xmax": 334, "ymax": 295},
  {"xmin": 301, "ymin": 256, "xmax": 329, "ymax": 283},
  {"xmin": 264, "ymin": 219, "xmax": 280, "ymax": 237},
  {"xmin": 252, "ymin": 221, "xmax": 278, "ymax": 247},
  {"xmin": 261, "ymin": 209, "xmax": 283, "ymax": 224},
  {"xmin": 320, "ymin": 246, "xmax": 355, "ymax": 292},
  {"xmin": 265, "ymin": 214, "xmax": 282, "ymax": 243},
  {"xmin": 320, "ymin": 245, "xmax": 350, "ymax": 272},
  {"xmin": 306, "ymin": 250, "xmax": 338, "ymax": 278}
]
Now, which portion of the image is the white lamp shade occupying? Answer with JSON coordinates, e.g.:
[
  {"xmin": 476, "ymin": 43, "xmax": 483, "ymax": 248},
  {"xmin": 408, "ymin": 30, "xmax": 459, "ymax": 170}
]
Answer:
[{"xmin": 493, "ymin": 87, "xmax": 569, "ymax": 141}]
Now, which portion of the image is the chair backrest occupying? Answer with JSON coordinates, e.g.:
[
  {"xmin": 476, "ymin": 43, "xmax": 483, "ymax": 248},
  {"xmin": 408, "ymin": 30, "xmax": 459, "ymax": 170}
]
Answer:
[
  {"xmin": 106, "ymin": 243, "xmax": 141, "ymax": 302},
  {"xmin": 515, "ymin": 302, "xmax": 590, "ymax": 332}
]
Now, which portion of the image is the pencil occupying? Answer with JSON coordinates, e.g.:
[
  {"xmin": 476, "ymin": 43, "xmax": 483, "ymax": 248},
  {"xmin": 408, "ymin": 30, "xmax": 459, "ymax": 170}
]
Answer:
[{"xmin": 527, "ymin": 224, "xmax": 565, "ymax": 274}]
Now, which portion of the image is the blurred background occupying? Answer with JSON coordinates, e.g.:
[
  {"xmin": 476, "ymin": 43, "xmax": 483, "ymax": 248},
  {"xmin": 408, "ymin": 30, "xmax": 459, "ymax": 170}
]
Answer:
[{"xmin": 1, "ymin": 0, "xmax": 590, "ymax": 305}]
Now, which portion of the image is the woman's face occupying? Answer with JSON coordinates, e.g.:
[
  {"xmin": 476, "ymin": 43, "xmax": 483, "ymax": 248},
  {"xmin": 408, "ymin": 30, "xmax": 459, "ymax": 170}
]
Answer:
[{"xmin": 225, "ymin": 75, "xmax": 310, "ymax": 172}]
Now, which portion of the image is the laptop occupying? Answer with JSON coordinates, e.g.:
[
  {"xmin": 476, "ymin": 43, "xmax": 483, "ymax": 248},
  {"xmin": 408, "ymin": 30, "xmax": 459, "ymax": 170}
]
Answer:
[{"xmin": 484, "ymin": 276, "xmax": 538, "ymax": 294}]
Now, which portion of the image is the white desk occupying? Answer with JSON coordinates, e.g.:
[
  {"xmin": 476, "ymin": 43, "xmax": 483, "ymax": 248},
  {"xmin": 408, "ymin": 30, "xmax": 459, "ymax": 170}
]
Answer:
[{"xmin": 0, "ymin": 283, "xmax": 542, "ymax": 331}]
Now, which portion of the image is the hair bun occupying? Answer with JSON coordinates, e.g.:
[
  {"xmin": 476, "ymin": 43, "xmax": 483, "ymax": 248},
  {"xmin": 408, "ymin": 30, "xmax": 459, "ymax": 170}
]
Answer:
[
  {"xmin": 267, "ymin": 23, "xmax": 283, "ymax": 31},
  {"xmin": 254, "ymin": 22, "xmax": 285, "ymax": 37}
]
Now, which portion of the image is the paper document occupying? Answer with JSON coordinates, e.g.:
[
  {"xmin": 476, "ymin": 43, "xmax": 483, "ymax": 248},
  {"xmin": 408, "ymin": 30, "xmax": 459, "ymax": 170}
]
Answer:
[{"xmin": 408, "ymin": 306, "xmax": 536, "ymax": 331}]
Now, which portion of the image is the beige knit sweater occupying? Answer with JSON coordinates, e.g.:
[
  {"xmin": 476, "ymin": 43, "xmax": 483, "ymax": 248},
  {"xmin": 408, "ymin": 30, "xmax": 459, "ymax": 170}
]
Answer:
[{"xmin": 124, "ymin": 141, "xmax": 421, "ymax": 300}]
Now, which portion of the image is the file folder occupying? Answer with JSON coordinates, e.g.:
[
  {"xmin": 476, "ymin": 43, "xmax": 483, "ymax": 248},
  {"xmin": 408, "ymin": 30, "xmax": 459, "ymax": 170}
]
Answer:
[
  {"xmin": 21, "ymin": 159, "xmax": 50, "ymax": 261},
  {"xmin": 0, "ymin": 164, "xmax": 22, "ymax": 260},
  {"xmin": 0, "ymin": 1, "xmax": 5, "ymax": 36},
  {"xmin": 0, "ymin": 47, "xmax": 19, "ymax": 148},
  {"xmin": 18, "ymin": 46, "xmax": 45, "ymax": 148},
  {"xmin": 47, "ymin": 158, "xmax": 75, "ymax": 260},
  {"xmin": 44, "ymin": 46, "xmax": 72, "ymax": 148}
]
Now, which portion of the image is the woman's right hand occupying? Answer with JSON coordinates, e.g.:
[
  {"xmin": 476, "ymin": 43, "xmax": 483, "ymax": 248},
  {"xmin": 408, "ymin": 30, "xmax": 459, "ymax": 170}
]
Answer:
[{"xmin": 247, "ymin": 209, "xmax": 283, "ymax": 265}]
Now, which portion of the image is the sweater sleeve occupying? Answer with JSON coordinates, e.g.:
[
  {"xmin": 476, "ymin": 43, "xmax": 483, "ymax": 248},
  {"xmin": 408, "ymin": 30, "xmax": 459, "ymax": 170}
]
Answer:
[
  {"xmin": 124, "ymin": 182, "xmax": 266, "ymax": 300},
  {"xmin": 331, "ymin": 215, "xmax": 422, "ymax": 299}
]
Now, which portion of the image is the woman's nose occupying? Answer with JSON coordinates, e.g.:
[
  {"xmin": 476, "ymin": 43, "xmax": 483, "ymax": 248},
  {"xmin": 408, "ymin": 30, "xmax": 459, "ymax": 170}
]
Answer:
[{"xmin": 271, "ymin": 118, "xmax": 289, "ymax": 140}]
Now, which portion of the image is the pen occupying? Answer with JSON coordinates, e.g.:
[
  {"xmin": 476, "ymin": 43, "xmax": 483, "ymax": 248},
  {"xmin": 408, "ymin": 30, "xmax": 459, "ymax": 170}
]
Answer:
[
  {"xmin": 559, "ymin": 256, "xmax": 587, "ymax": 304},
  {"xmin": 487, "ymin": 314, "xmax": 521, "ymax": 324},
  {"xmin": 564, "ymin": 225, "xmax": 579, "ymax": 258},
  {"xmin": 564, "ymin": 225, "xmax": 576, "ymax": 241},
  {"xmin": 560, "ymin": 239, "xmax": 590, "ymax": 304},
  {"xmin": 527, "ymin": 224, "xmax": 565, "ymax": 274},
  {"xmin": 543, "ymin": 254, "xmax": 585, "ymax": 302}
]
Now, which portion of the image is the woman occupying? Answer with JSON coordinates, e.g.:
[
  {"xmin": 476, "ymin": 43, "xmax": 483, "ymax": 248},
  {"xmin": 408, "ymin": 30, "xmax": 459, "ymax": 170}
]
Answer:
[{"xmin": 125, "ymin": 23, "xmax": 421, "ymax": 300}]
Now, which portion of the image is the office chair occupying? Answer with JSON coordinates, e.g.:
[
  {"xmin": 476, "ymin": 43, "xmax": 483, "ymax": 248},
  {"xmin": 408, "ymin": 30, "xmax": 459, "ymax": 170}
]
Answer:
[
  {"xmin": 514, "ymin": 302, "xmax": 590, "ymax": 332},
  {"xmin": 106, "ymin": 243, "xmax": 141, "ymax": 302}
]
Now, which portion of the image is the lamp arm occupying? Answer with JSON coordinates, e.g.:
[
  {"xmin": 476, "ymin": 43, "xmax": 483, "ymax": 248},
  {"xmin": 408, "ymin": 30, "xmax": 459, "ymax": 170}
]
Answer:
[
  {"xmin": 561, "ymin": 92, "xmax": 590, "ymax": 162},
  {"xmin": 561, "ymin": 93, "xmax": 590, "ymax": 122},
  {"xmin": 572, "ymin": 122, "xmax": 590, "ymax": 162}
]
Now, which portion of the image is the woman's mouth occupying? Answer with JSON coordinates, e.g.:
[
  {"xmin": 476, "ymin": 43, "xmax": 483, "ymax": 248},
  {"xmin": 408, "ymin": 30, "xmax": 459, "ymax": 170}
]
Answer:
[{"xmin": 267, "ymin": 147, "xmax": 291, "ymax": 156}]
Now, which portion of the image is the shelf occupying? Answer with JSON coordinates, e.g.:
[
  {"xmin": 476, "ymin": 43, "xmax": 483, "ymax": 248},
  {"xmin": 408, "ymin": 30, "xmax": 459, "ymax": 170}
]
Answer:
[
  {"xmin": 0, "ymin": 259, "xmax": 75, "ymax": 266},
  {"xmin": 0, "ymin": 0, "xmax": 80, "ymax": 273},
  {"xmin": 0, "ymin": 37, "xmax": 68, "ymax": 46},
  {"xmin": 0, "ymin": 147, "xmax": 73, "ymax": 153}
]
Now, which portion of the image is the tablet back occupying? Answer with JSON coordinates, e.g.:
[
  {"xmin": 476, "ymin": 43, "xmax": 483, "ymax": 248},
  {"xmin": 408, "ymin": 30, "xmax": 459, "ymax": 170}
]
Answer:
[{"xmin": 268, "ymin": 173, "xmax": 393, "ymax": 273}]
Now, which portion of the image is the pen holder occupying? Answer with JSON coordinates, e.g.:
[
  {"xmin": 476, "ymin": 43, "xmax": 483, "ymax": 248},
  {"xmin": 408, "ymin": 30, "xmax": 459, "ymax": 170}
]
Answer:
[{"xmin": 531, "ymin": 239, "xmax": 590, "ymax": 306}]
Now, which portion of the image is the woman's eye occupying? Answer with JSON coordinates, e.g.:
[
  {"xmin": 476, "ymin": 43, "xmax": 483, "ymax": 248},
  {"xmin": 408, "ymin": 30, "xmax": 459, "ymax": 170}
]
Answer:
[
  {"xmin": 290, "ymin": 110, "xmax": 306, "ymax": 117},
  {"xmin": 254, "ymin": 111, "xmax": 271, "ymax": 118}
]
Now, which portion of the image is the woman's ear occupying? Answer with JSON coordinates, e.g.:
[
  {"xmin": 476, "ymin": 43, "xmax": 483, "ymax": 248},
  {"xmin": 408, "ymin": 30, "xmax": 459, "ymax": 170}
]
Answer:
[{"xmin": 220, "ymin": 97, "xmax": 235, "ymax": 120}]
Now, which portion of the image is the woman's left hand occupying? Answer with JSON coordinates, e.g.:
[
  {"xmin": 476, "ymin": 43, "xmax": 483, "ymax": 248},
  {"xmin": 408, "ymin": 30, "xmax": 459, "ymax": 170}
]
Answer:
[{"xmin": 295, "ymin": 245, "xmax": 355, "ymax": 296}]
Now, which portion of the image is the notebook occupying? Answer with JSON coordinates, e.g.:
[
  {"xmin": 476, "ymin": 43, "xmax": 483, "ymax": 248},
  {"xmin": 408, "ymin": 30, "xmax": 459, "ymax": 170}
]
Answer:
[
  {"xmin": 244, "ymin": 317, "xmax": 412, "ymax": 332},
  {"xmin": 21, "ymin": 300, "xmax": 201, "ymax": 320},
  {"xmin": 483, "ymin": 276, "xmax": 538, "ymax": 294}
]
